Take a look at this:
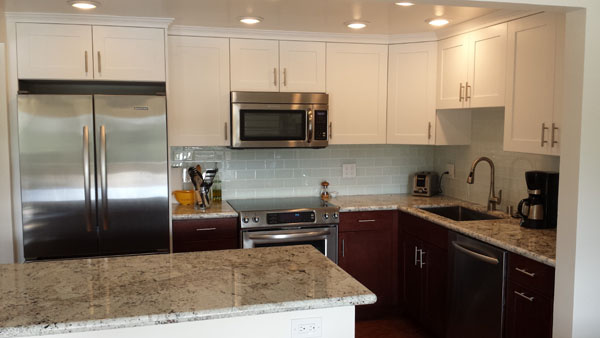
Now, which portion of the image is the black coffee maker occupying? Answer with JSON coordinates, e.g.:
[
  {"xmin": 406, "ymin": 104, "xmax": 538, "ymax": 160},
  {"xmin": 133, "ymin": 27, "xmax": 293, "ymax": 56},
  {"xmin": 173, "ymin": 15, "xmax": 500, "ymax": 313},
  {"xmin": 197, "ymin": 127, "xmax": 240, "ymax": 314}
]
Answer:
[{"xmin": 517, "ymin": 171, "xmax": 559, "ymax": 229}]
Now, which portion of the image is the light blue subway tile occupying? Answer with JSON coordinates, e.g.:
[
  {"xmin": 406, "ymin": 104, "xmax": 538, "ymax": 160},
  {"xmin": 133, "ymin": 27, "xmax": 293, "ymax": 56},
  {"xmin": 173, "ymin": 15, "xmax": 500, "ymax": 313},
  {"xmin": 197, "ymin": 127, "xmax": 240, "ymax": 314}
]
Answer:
[
  {"xmin": 274, "ymin": 169, "xmax": 294, "ymax": 179},
  {"xmin": 246, "ymin": 160, "xmax": 267, "ymax": 169},
  {"xmin": 266, "ymin": 159, "xmax": 285, "ymax": 169},
  {"xmin": 225, "ymin": 160, "xmax": 246, "ymax": 170},
  {"xmin": 284, "ymin": 159, "xmax": 299, "ymax": 168},
  {"xmin": 236, "ymin": 170, "xmax": 256, "ymax": 180},
  {"xmin": 256, "ymin": 169, "xmax": 275, "ymax": 179}
]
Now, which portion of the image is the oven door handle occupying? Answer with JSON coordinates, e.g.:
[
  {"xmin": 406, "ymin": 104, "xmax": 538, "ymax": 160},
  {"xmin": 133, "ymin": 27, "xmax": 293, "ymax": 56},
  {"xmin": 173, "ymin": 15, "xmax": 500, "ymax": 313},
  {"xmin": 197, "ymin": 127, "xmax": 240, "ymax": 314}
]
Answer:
[{"xmin": 247, "ymin": 230, "xmax": 330, "ymax": 242}]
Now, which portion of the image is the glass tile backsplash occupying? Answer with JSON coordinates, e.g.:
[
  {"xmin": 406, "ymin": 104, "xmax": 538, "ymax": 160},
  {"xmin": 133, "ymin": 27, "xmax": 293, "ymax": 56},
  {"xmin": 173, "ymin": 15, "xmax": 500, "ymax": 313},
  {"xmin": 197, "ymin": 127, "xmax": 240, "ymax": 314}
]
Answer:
[{"xmin": 170, "ymin": 145, "xmax": 436, "ymax": 199}]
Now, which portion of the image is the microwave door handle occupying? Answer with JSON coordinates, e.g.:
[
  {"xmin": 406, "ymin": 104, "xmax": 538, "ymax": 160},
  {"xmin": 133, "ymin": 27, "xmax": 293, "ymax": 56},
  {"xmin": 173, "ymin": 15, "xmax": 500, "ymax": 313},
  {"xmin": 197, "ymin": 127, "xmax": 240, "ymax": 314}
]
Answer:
[{"xmin": 307, "ymin": 109, "xmax": 313, "ymax": 143}]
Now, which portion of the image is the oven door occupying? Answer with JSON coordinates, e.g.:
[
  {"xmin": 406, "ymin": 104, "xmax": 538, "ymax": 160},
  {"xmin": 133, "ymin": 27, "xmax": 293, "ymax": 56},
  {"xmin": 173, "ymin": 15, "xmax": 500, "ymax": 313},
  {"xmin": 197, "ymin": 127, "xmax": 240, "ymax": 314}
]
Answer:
[
  {"xmin": 242, "ymin": 226, "xmax": 338, "ymax": 263},
  {"xmin": 231, "ymin": 103, "xmax": 315, "ymax": 148}
]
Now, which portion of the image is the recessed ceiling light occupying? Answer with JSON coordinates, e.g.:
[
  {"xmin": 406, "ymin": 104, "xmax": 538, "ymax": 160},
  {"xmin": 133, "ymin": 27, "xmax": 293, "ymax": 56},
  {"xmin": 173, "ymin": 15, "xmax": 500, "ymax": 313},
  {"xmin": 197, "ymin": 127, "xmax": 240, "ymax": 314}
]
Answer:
[
  {"xmin": 345, "ymin": 21, "xmax": 369, "ymax": 30},
  {"xmin": 395, "ymin": 2, "xmax": 415, "ymax": 6},
  {"xmin": 239, "ymin": 16, "xmax": 263, "ymax": 25},
  {"xmin": 427, "ymin": 18, "xmax": 450, "ymax": 27},
  {"xmin": 68, "ymin": 1, "xmax": 100, "ymax": 9}
]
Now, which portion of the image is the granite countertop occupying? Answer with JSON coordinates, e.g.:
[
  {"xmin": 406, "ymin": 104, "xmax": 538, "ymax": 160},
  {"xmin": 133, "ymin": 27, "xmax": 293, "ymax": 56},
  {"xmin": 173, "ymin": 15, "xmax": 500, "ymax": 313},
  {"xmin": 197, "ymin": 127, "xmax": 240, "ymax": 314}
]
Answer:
[
  {"xmin": 0, "ymin": 246, "xmax": 375, "ymax": 337},
  {"xmin": 330, "ymin": 194, "xmax": 556, "ymax": 267},
  {"xmin": 172, "ymin": 201, "xmax": 238, "ymax": 220}
]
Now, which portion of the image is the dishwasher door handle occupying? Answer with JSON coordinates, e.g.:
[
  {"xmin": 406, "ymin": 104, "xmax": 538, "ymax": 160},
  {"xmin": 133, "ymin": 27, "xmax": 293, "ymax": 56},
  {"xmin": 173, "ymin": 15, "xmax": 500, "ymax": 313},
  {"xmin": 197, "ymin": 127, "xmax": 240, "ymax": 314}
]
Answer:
[{"xmin": 452, "ymin": 241, "xmax": 499, "ymax": 265}]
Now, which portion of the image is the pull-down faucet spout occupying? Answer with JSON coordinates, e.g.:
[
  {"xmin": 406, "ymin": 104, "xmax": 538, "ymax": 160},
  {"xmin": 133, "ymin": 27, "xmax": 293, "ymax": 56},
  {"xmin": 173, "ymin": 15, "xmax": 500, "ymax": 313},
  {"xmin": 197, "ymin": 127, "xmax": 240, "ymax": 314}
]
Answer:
[{"xmin": 467, "ymin": 157, "xmax": 502, "ymax": 211}]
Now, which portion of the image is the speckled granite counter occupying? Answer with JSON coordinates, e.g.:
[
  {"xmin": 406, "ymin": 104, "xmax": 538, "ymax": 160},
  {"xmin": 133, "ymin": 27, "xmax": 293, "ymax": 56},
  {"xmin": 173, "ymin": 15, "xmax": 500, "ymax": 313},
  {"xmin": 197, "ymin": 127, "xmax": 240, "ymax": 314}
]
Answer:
[
  {"xmin": 330, "ymin": 194, "xmax": 556, "ymax": 267},
  {"xmin": 0, "ymin": 246, "xmax": 375, "ymax": 337},
  {"xmin": 172, "ymin": 201, "xmax": 238, "ymax": 220}
]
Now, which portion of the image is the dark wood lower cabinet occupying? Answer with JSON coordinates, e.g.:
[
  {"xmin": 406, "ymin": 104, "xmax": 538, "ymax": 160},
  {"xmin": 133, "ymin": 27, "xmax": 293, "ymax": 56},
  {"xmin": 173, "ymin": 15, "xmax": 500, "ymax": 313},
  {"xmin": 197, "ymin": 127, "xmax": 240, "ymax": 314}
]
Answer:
[
  {"xmin": 505, "ymin": 282, "xmax": 554, "ymax": 338},
  {"xmin": 338, "ymin": 211, "xmax": 398, "ymax": 320},
  {"xmin": 172, "ymin": 218, "xmax": 239, "ymax": 253}
]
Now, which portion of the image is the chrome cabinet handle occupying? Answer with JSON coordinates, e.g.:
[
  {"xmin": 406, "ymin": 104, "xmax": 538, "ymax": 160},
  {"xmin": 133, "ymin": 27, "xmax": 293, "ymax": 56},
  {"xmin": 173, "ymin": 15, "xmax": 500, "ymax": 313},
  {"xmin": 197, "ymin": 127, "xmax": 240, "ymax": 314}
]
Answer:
[
  {"xmin": 541, "ymin": 123, "xmax": 549, "ymax": 147},
  {"xmin": 515, "ymin": 267, "xmax": 536, "ymax": 277},
  {"xmin": 459, "ymin": 83, "xmax": 465, "ymax": 102},
  {"xmin": 329, "ymin": 122, "xmax": 333, "ymax": 139},
  {"xmin": 84, "ymin": 51, "xmax": 89, "ymax": 73},
  {"xmin": 452, "ymin": 241, "xmax": 499, "ymax": 265},
  {"xmin": 358, "ymin": 219, "xmax": 376, "ymax": 223},
  {"xmin": 283, "ymin": 68, "xmax": 287, "ymax": 86},
  {"xmin": 97, "ymin": 51, "xmax": 102, "ymax": 73},
  {"xmin": 465, "ymin": 82, "xmax": 471, "ymax": 101},
  {"xmin": 273, "ymin": 67, "xmax": 277, "ymax": 86},
  {"xmin": 224, "ymin": 122, "xmax": 228, "ymax": 141},
  {"xmin": 307, "ymin": 109, "xmax": 313, "ymax": 143},
  {"xmin": 414, "ymin": 246, "xmax": 419, "ymax": 266},
  {"xmin": 342, "ymin": 239, "xmax": 345, "ymax": 258},
  {"xmin": 420, "ymin": 250, "xmax": 426, "ymax": 269},
  {"xmin": 427, "ymin": 122, "xmax": 432, "ymax": 140},
  {"xmin": 196, "ymin": 227, "xmax": 216, "ymax": 232},
  {"xmin": 514, "ymin": 291, "xmax": 535, "ymax": 302},
  {"xmin": 100, "ymin": 125, "xmax": 108, "ymax": 231},
  {"xmin": 551, "ymin": 123, "xmax": 559, "ymax": 147},
  {"xmin": 83, "ymin": 126, "xmax": 92, "ymax": 232}
]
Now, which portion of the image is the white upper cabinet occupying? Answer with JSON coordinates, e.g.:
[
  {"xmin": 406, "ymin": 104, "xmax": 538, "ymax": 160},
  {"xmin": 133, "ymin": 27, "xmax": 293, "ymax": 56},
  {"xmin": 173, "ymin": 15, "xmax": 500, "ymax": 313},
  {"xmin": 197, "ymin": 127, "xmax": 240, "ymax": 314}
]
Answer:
[
  {"xmin": 16, "ymin": 23, "xmax": 165, "ymax": 82},
  {"xmin": 467, "ymin": 24, "xmax": 507, "ymax": 107},
  {"xmin": 17, "ymin": 23, "xmax": 93, "ymax": 80},
  {"xmin": 437, "ymin": 34, "xmax": 469, "ymax": 109},
  {"xmin": 230, "ymin": 39, "xmax": 279, "ymax": 92},
  {"xmin": 327, "ymin": 43, "xmax": 388, "ymax": 144},
  {"xmin": 168, "ymin": 36, "xmax": 230, "ymax": 147},
  {"xmin": 387, "ymin": 42, "xmax": 437, "ymax": 145},
  {"xmin": 504, "ymin": 12, "xmax": 562, "ymax": 155},
  {"xmin": 92, "ymin": 26, "xmax": 165, "ymax": 82},
  {"xmin": 279, "ymin": 41, "xmax": 326, "ymax": 93},
  {"xmin": 437, "ymin": 23, "xmax": 507, "ymax": 109}
]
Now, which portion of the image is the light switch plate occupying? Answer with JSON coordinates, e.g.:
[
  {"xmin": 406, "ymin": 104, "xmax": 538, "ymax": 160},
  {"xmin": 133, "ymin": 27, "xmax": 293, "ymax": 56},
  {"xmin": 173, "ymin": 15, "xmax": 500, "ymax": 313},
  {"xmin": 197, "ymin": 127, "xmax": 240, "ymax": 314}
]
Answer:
[
  {"xmin": 342, "ymin": 163, "xmax": 356, "ymax": 178},
  {"xmin": 446, "ymin": 163, "xmax": 455, "ymax": 179}
]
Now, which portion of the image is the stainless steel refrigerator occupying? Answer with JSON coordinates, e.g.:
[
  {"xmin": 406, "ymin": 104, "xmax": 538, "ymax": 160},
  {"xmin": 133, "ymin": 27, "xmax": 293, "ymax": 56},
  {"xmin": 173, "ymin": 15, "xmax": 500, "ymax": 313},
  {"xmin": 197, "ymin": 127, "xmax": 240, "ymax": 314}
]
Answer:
[{"xmin": 18, "ymin": 94, "xmax": 169, "ymax": 261}]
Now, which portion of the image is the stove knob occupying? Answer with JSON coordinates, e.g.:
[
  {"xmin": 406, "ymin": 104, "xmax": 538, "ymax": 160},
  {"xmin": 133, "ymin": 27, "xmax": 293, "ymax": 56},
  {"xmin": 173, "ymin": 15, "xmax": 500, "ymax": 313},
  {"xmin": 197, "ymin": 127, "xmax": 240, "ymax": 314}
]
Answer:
[
  {"xmin": 253, "ymin": 216, "xmax": 260, "ymax": 223},
  {"xmin": 243, "ymin": 217, "xmax": 250, "ymax": 223},
  {"xmin": 323, "ymin": 213, "xmax": 329, "ymax": 220},
  {"xmin": 333, "ymin": 212, "xmax": 339, "ymax": 219}
]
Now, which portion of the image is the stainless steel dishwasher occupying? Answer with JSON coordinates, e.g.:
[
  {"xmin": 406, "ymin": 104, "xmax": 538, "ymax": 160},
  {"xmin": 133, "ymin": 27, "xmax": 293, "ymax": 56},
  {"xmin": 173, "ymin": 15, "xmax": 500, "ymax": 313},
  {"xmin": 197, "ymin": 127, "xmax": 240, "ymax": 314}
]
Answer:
[{"xmin": 447, "ymin": 233, "xmax": 507, "ymax": 338}]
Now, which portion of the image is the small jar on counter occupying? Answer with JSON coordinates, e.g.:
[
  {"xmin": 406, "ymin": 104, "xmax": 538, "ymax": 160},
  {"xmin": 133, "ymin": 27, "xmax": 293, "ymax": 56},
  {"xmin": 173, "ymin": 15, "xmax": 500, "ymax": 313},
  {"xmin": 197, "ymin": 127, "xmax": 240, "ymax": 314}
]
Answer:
[
  {"xmin": 320, "ymin": 181, "xmax": 330, "ymax": 201},
  {"xmin": 212, "ymin": 178, "xmax": 222, "ymax": 202}
]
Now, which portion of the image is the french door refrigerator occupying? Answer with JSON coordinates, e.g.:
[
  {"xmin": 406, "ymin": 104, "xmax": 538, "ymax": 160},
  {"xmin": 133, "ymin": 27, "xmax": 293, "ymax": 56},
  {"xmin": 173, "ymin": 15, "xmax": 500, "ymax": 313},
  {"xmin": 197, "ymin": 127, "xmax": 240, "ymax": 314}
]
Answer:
[{"xmin": 18, "ymin": 94, "xmax": 169, "ymax": 261}]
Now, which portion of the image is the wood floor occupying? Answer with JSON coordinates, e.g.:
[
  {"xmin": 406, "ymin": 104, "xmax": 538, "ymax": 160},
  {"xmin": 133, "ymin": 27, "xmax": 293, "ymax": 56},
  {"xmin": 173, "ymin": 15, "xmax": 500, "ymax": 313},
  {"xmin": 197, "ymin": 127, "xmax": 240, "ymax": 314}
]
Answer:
[{"xmin": 355, "ymin": 316, "xmax": 432, "ymax": 338}]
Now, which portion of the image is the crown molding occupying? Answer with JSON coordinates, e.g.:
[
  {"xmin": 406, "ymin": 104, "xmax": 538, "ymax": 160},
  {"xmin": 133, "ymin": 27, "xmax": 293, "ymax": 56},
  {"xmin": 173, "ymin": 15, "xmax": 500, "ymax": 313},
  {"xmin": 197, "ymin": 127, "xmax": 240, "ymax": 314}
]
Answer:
[
  {"xmin": 434, "ymin": 9, "xmax": 541, "ymax": 40},
  {"xmin": 169, "ymin": 25, "xmax": 437, "ymax": 44},
  {"xmin": 4, "ymin": 12, "xmax": 174, "ymax": 28}
]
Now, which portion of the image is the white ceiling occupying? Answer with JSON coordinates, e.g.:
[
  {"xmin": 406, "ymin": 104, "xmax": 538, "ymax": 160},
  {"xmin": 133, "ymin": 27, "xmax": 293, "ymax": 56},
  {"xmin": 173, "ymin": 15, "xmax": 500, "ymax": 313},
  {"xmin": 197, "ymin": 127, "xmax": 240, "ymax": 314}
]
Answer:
[{"xmin": 3, "ymin": 0, "xmax": 505, "ymax": 35}]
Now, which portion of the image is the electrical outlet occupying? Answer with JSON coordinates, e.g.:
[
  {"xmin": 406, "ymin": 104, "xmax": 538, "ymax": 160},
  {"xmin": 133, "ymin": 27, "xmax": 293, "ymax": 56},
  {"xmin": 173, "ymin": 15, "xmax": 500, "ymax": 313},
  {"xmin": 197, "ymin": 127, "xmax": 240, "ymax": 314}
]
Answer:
[
  {"xmin": 291, "ymin": 318, "xmax": 322, "ymax": 338},
  {"xmin": 342, "ymin": 163, "xmax": 356, "ymax": 178},
  {"xmin": 446, "ymin": 163, "xmax": 455, "ymax": 179}
]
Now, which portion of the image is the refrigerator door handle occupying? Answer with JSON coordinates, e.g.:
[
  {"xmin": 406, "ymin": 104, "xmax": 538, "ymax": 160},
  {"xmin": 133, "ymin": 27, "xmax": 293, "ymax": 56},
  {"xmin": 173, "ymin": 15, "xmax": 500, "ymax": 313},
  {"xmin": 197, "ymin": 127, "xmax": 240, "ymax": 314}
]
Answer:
[
  {"xmin": 83, "ymin": 126, "xmax": 92, "ymax": 232},
  {"xmin": 100, "ymin": 125, "xmax": 109, "ymax": 231}
]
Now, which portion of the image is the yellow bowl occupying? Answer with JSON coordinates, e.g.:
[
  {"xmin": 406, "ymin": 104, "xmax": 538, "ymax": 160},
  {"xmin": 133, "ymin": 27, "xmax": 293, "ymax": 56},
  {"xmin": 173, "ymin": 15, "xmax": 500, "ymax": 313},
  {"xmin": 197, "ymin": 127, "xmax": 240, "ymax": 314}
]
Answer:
[{"xmin": 172, "ymin": 190, "xmax": 195, "ymax": 205}]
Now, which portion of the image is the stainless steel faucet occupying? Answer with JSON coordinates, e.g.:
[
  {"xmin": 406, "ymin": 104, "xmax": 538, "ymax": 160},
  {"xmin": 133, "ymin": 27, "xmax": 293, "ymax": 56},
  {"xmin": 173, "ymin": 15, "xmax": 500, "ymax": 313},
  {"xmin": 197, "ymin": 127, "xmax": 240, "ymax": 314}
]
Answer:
[{"xmin": 467, "ymin": 157, "xmax": 502, "ymax": 211}]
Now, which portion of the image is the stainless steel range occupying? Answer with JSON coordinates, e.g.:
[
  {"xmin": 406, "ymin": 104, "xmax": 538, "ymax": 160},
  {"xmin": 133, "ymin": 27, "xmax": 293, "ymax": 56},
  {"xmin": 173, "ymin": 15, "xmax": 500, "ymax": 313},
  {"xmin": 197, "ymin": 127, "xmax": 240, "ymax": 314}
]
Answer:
[{"xmin": 227, "ymin": 197, "xmax": 339, "ymax": 263}]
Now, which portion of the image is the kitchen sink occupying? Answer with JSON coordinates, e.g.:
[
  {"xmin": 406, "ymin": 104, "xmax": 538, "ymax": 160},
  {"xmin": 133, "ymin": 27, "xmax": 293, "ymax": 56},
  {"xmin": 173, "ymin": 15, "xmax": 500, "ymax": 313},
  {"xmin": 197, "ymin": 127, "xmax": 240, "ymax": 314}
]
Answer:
[{"xmin": 418, "ymin": 205, "xmax": 502, "ymax": 222}]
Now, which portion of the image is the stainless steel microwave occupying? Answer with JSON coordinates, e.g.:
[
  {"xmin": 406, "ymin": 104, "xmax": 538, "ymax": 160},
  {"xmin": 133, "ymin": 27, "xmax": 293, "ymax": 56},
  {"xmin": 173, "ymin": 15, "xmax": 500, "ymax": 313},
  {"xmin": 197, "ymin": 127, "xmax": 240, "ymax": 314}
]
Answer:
[{"xmin": 230, "ymin": 91, "xmax": 329, "ymax": 148}]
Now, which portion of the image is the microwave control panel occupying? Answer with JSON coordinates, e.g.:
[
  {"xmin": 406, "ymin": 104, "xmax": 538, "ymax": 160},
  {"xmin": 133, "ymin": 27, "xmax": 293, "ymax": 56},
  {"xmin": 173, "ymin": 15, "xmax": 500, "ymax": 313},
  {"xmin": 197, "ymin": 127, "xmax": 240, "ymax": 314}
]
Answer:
[{"xmin": 314, "ymin": 110, "xmax": 328, "ymax": 140}]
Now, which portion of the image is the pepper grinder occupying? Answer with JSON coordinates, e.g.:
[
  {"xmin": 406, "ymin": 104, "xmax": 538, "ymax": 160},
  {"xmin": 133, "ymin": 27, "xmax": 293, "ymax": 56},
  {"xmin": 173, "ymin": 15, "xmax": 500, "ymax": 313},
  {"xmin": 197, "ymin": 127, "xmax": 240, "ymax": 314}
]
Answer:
[{"xmin": 320, "ymin": 181, "xmax": 330, "ymax": 201}]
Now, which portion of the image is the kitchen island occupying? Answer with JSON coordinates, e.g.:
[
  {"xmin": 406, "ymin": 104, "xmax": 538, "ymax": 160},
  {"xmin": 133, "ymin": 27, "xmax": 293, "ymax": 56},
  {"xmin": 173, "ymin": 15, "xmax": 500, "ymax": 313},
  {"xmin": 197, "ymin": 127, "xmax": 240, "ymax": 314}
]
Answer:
[{"xmin": 0, "ymin": 246, "xmax": 375, "ymax": 338}]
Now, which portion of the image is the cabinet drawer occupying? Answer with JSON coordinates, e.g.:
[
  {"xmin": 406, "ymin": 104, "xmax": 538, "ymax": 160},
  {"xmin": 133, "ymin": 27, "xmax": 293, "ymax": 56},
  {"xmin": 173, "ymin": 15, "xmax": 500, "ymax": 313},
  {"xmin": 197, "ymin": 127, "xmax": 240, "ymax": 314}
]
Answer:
[
  {"xmin": 173, "ymin": 218, "xmax": 238, "ymax": 242},
  {"xmin": 400, "ymin": 211, "xmax": 448, "ymax": 249},
  {"xmin": 505, "ymin": 281, "xmax": 553, "ymax": 338},
  {"xmin": 173, "ymin": 238, "xmax": 239, "ymax": 253},
  {"xmin": 339, "ymin": 211, "xmax": 396, "ymax": 232},
  {"xmin": 508, "ymin": 253, "xmax": 555, "ymax": 297}
]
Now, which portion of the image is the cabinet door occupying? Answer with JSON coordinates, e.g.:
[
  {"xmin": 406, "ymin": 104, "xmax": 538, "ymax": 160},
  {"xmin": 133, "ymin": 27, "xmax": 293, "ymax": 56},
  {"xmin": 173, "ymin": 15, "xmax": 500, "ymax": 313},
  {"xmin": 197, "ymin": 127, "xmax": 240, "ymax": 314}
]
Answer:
[
  {"xmin": 387, "ymin": 42, "xmax": 437, "ymax": 145},
  {"xmin": 422, "ymin": 243, "xmax": 448, "ymax": 338},
  {"xmin": 505, "ymin": 282, "xmax": 553, "ymax": 338},
  {"xmin": 16, "ymin": 23, "xmax": 93, "ymax": 80},
  {"xmin": 326, "ymin": 43, "xmax": 388, "ymax": 144},
  {"xmin": 437, "ymin": 34, "xmax": 469, "ymax": 109},
  {"xmin": 279, "ymin": 41, "xmax": 326, "ymax": 93},
  {"xmin": 230, "ymin": 39, "xmax": 279, "ymax": 92},
  {"xmin": 467, "ymin": 23, "xmax": 507, "ymax": 108},
  {"xmin": 92, "ymin": 26, "xmax": 165, "ymax": 82},
  {"xmin": 504, "ymin": 13, "xmax": 557, "ymax": 154},
  {"xmin": 339, "ymin": 227, "xmax": 394, "ymax": 318},
  {"xmin": 168, "ymin": 36, "xmax": 230, "ymax": 146},
  {"xmin": 402, "ymin": 233, "xmax": 422, "ymax": 321},
  {"xmin": 172, "ymin": 218, "xmax": 239, "ymax": 253}
]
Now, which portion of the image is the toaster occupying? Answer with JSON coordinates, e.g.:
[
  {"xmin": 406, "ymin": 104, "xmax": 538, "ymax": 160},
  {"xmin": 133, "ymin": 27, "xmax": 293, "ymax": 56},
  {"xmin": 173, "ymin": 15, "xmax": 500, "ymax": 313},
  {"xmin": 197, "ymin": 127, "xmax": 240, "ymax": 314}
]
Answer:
[{"xmin": 412, "ymin": 172, "xmax": 439, "ymax": 197}]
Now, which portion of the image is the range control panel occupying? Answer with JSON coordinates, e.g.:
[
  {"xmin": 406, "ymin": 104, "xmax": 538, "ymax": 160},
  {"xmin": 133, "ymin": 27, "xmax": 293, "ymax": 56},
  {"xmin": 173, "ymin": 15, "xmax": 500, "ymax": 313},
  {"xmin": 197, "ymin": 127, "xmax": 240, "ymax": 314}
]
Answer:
[{"xmin": 239, "ymin": 207, "xmax": 339, "ymax": 229}]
